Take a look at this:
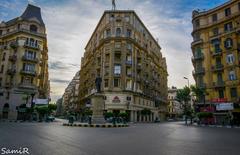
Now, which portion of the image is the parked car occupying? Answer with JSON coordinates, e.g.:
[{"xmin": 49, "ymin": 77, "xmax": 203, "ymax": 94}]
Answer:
[{"xmin": 46, "ymin": 115, "xmax": 55, "ymax": 122}]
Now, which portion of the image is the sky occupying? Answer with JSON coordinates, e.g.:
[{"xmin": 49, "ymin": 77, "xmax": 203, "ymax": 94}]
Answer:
[{"xmin": 0, "ymin": 0, "xmax": 228, "ymax": 102}]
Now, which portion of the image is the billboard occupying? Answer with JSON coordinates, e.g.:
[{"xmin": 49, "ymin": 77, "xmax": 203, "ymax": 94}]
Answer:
[
  {"xmin": 34, "ymin": 99, "xmax": 49, "ymax": 105},
  {"xmin": 216, "ymin": 103, "xmax": 234, "ymax": 111}
]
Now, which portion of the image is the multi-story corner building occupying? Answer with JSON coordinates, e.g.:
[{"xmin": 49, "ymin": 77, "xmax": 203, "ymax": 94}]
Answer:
[
  {"xmin": 79, "ymin": 10, "xmax": 168, "ymax": 122},
  {"xmin": 62, "ymin": 71, "xmax": 80, "ymax": 114},
  {"xmin": 191, "ymin": 0, "xmax": 240, "ymax": 123},
  {"xmin": 0, "ymin": 4, "xmax": 50, "ymax": 119},
  {"xmin": 167, "ymin": 87, "xmax": 182, "ymax": 119}
]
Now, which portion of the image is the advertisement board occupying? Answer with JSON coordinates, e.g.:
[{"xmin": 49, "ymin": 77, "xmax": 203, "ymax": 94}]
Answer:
[{"xmin": 216, "ymin": 103, "xmax": 234, "ymax": 111}]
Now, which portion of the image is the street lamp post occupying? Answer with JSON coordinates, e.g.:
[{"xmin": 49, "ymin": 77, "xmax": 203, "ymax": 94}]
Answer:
[{"xmin": 183, "ymin": 77, "xmax": 190, "ymax": 88}]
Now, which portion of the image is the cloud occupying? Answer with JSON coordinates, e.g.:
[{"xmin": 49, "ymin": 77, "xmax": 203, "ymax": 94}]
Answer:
[
  {"xmin": 1, "ymin": 0, "xmax": 229, "ymax": 102},
  {"xmin": 50, "ymin": 78, "xmax": 70, "ymax": 84}
]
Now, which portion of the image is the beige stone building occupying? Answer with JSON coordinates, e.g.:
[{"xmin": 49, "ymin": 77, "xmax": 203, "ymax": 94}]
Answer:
[
  {"xmin": 79, "ymin": 10, "xmax": 168, "ymax": 122},
  {"xmin": 0, "ymin": 4, "xmax": 50, "ymax": 119},
  {"xmin": 62, "ymin": 71, "xmax": 80, "ymax": 114}
]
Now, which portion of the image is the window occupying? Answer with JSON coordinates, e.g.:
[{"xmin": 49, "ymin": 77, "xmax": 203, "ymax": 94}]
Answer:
[
  {"xmin": 195, "ymin": 19, "xmax": 200, "ymax": 27},
  {"xmin": 115, "ymin": 42, "xmax": 121, "ymax": 48},
  {"xmin": 2, "ymin": 52, "xmax": 6, "ymax": 61},
  {"xmin": 218, "ymin": 89, "xmax": 224, "ymax": 99},
  {"xmin": 116, "ymin": 28, "xmax": 121, "ymax": 37},
  {"xmin": 110, "ymin": 14, "xmax": 115, "ymax": 21},
  {"xmin": 239, "ymin": 3, "xmax": 240, "ymax": 11},
  {"xmin": 106, "ymin": 29, "xmax": 111, "ymax": 37},
  {"xmin": 114, "ymin": 65, "xmax": 121, "ymax": 75},
  {"xmin": 126, "ymin": 29, "xmax": 131, "ymax": 37},
  {"xmin": 114, "ymin": 78, "xmax": 120, "ymax": 87},
  {"xmin": 125, "ymin": 16, "xmax": 130, "ymax": 22},
  {"xmin": 126, "ymin": 43, "xmax": 132, "ymax": 50},
  {"xmin": 230, "ymin": 88, "xmax": 237, "ymax": 98},
  {"xmin": 212, "ymin": 14, "xmax": 218, "ymax": 22},
  {"xmin": 30, "ymin": 25, "xmax": 38, "ymax": 32},
  {"xmin": 0, "ymin": 77, "xmax": 2, "ymax": 87},
  {"xmin": 0, "ymin": 30, "xmax": 2, "ymax": 35},
  {"xmin": 105, "ymin": 54, "xmax": 110, "ymax": 63},
  {"xmin": 126, "ymin": 79, "xmax": 132, "ymax": 90},
  {"xmin": 24, "ymin": 50, "xmax": 36, "ymax": 59},
  {"xmin": 114, "ymin": 53, "xmax": 121, "ymax": 61},
  {"xmin": 17, "ymin": 24, "xmax": 21, "ymax": 30},
  {"xmin": 104, "ymin": 79, "xmax": 109, "ymax": 88},
  {"xmin": 0, "ymin": 65, "xmax": 4, "ymax": 73},
  {"xmin": 226, "ymin": 54, "xmax": 234, "ymax": 64},
  {"xmin": 225, "ymin": 8, "xmax": 231, "ymax": 17},
  {"xmin": 229, "ymin": 70, "xmax": 236, "ymax": 81},
  {"xmin": 194, "ymin": 32, "xmax": 200, "ymax": 41},
  {"xmin": 126, "ymin": 67, "xmax": 132, "ymax": 76},
  {"xmin": 224, "ymin": 38, "xmax": 233, "ymax": 48},
  {"xmin": 212, "ymin": 27, "xmax": 219, "ymax": 36},
  {"xmin": 22, "ymin": 76, "xmax": 33, "ymax": 84},
  {"xmin": 23, "ymin": 63, "xmax": 35, "ymax": 72},
  {"xmin": 224, "ymin": 22, "xmax": 233, "ymax": 32}
]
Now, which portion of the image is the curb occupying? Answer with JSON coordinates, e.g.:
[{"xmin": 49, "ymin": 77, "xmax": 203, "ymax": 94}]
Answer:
[
  {"xmin": 62, "ymin": 123, "xmax": 129, "ymax": 128},
  {"xmin": 193, "ymin": 124, "xmax": 240, "ymax": 129}
]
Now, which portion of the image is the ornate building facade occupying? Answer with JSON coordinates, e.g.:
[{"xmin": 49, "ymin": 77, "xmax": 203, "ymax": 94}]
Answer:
[
  {"xmin": 79, "ymin": 10, "xmax": 168, "ymax": 122},
  {"xmin": 0, "ymin": 4, "xmax": 50, "ymax": 119},
  {"xmin": 192, "ymin": 0, "xmax": 240, "ymax": 123}
]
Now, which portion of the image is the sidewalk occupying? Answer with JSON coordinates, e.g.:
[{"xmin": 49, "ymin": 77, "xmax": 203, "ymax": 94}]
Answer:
[{"xmin": 192, "ymin": 123, "xmax": 240, "ymax": 129}]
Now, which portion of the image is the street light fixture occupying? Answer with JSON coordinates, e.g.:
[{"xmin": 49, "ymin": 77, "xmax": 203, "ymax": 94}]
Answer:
[{"xmin": 183, "ymin": 77, "xmax": 190, "ymax": 88}]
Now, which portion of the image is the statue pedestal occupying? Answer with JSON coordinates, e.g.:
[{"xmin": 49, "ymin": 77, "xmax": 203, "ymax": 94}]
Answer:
[{"xmin": 91, "ymin": 93, "xmax": 105, "ymax": 124}]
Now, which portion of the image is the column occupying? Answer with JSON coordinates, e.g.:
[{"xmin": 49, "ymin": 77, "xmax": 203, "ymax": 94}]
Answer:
[{"xmin": 130, "ymin": 110, "xmax": 134, "ymax": 122}]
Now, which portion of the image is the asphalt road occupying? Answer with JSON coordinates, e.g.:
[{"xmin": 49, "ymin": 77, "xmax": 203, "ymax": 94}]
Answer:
[{"xmin": 0, "ymin": 121, "xmax": 240, "ymax": 155}]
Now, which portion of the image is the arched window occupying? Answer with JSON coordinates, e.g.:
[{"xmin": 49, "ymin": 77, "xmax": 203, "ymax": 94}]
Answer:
[
  {"xmin": 30, "ymin": 25, "xmax": 38, "ymax": 32},
  {"xmin": 116, "ymin": 28, "xmax": 121, "ymax": 37},
  {"xmin": 225, "ymin": 38, "xmax": 233, "ymax": 49}
]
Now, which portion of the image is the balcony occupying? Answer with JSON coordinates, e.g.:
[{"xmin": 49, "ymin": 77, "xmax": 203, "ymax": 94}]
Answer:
[
  {"xmin": 191, "ymin": 53, "xmax": 204, "ymax": 62},
  {"xmin": 191, "ymin": 39, "xmax": 203, "ymax": 46},
  {"xmin": 18, "ymin": 83, "xmax": 37, "ymax": 90},
  {"xmin": 212, "ymin": 48, "xmax": 222, "ymax": 56},
  {"xmin": 125, "ymin": 60, "xmax": 132, "ymax": 65},
  {"xmin": 22, "ymin": 56, "xmax": 39, "ymax": 63},
  {"xmin": 137, "ymin": 63, "xmax": 142, "ymax": 70},
  {"xmin": 7, "ymin": 68, "xmax": 16, "ymax": 75},
  {"xmin": 192, "ymin": 67, "xmax": 205, "ymax": 76},
  {"xmin": 212, "ymin": 64, "xmax": 224, "ymax": 72},
  {"xmin": 114, "ymin": 73, "xmax": 121, "ymax": 77},
  {"xmin": 197, "ymin": 83, "xmax": 206, "ymax": 89},
  {"xmin": 8, "ymin": 55, "xmax": 17, "ymax": 62},
  {"xmin": 213, "ymin": 81, "xmax": 225, "ymax": 88},
  {"xmin": 20, "ymin": 70, "xmax": 37, "ymax": 76},
  {"xmin": 126, "ymin": 72, "xmax": 132, "ymax": 77},
  {"xmin": 24, "ymin": 42, "xmax": 40, "ymax": 50},
  {"xmin": 10, "ymin": 42, "xmax": 18, "ymax": 49}
]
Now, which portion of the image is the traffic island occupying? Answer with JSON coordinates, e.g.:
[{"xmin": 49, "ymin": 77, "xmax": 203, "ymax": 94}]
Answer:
[{"xmin": 62, "ymin": 123, "xmax": 129, "ymax": 128}]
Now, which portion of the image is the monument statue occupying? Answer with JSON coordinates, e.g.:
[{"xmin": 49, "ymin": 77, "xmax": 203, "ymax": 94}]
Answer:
[{"xmin": 95, "ymin": 76, "xmax": 102, "ymax": 93}]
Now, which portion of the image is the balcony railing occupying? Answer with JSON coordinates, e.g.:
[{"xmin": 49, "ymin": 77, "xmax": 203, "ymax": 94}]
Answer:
[
  {"xmin": 24, "ymin": 42, "xmax": 40, "ymax": 49},
  {"xmin": 193, "ymin": 67, "xmax": 205, "ymax": 75},
  {"xmin": 125, "ymin": 60, "xmax": 132, "ymax": 65},
  {"xmin": 212, "ymin": 64, "xmax": 224, "ymax": 72},
  {"xmin": 191, "ymin": 39, "xmax": 203, "ymax": 46},
  {"xmin": 10, "ymin": 42, "xmax": 18, "ymax": 49},
  {"xmin": 22, "ymin": 56, "xmax": 39, "ymax": 63},
  {"xmin": 213, "ymin": 81, "xmax": 225, "ymax": 88},
  {"xmin": 9, "ymin": 55, "xmax": 17, "ymax": 62},
  {"xmin": 20, "ymin": 70, "xmax": 37, "ymax": 76},
  {"xmin": 191, "ymin": 53, "xmax": 204, "ymax": 61},
  {"xmin": 197, "ymin": 83, "xmax": 206, "ymax": 89},
  {"xmin": 7, "ymin": 68, "xmax": 16, "ymax": 75},
  {"xmin": 212, "ymin": 48, "xmax": 222, "ymax": 56},
  {"xmin": 18, "ymin": 83, "xmax": 37, "ymax": 89}
]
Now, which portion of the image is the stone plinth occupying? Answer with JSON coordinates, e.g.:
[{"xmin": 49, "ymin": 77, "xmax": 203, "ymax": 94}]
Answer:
[{"xmin": 91, "ymin": 93, "xmax": 105, "ymax": 124}]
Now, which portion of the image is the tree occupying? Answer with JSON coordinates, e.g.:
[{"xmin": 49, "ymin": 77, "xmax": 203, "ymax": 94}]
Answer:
[
  {"xmin": 35, "ymin": 106, "xmax": 49, "ymax": 121},
  {"xmin": 48, "ymin": 104, "xmax": 57, "ymax": 114},
  {"xmin": 190, "ymin": 85, "xmax": 205, "ymax": 103},
  {"xmin": 176, "ymin": 86, "xmax": 192, "ymax": 125}
]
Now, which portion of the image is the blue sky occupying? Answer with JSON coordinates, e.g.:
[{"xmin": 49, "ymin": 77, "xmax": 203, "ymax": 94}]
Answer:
[{"xmin": 0, "ymin": 0, "xmax": 229, "ymax": 101}]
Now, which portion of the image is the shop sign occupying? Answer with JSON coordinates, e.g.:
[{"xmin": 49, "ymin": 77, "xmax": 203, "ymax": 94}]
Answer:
[
  {"xmin": 216, "ymin": 103, "xmax": 234, "ymax": 111},
  {"xmin": 211, "ymin": 98, "xmax": 228, "ymax": 103}
]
